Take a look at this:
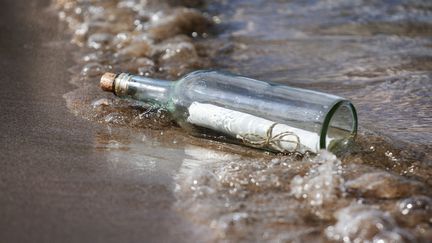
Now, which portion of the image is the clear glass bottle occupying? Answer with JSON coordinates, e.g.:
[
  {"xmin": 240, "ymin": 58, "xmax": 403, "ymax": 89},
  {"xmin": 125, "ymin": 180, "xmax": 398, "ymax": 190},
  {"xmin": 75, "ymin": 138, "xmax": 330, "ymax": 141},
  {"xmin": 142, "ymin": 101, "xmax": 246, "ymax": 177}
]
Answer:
[{"xmin": 100, "ymin": 70, "xmax": 357, "ymax": 153}]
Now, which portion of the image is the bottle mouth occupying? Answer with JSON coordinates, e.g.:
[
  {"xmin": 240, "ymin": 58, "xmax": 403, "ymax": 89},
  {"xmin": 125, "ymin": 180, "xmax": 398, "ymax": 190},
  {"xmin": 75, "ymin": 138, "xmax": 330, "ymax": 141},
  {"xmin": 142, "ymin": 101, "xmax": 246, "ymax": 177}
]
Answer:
[
  {"xmin": 320, "ymin": 100, "xmax": 358, "ymax": 151},
  {"xmin": 113, "ymin": 73, "xmax": 132, "ymax": 96}
]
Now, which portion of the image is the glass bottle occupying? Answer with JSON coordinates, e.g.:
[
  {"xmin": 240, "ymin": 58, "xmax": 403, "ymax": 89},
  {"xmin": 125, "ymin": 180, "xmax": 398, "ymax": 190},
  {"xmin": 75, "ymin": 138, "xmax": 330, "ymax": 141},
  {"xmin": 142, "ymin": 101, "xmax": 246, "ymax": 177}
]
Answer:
[{"xmin": 100, "ymin": 70, "xmax": 357, "ymax": 154}]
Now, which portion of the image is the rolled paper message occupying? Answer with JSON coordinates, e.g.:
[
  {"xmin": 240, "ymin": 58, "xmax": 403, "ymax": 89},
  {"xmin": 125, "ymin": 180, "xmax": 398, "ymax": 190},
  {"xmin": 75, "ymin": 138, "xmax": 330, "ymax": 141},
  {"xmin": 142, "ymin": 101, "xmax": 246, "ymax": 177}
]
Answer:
[{"xmin": 187, "ymin": 102, "xmax": 329, "ymax": 153}]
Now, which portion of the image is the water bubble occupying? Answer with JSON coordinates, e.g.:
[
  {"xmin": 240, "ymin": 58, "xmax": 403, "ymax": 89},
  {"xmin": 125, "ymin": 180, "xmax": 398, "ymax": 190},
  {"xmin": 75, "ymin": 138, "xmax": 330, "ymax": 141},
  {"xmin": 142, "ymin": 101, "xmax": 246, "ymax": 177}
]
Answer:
[
  {"xmin": 229, "ymin": 162, "xmax": 240, "ymax": 171},
  {"xmin": 87, "ymin": 33, "xmax": 113, "ymax": 49},
  {"xmin": 160, "ymin": 42, "xmax": 197, "ymax": 61},
  {"xmin": 81, "ymin": 62, "xmax": 105, "ymax": 77},
  {"xmin": 215, "ymin": 212, "xmax": 250, "ymax": 233},
  {"xmin": 117, "ymin": 40, "xmax": 152, "ymax": 58},
  {"xmin": 58, "ymin": 11, "xmax": 66, "ymax": 20},
  {"xmin": 138, "ymin": 70, "xmax": 152, "ymax": 77},
  {"xmin": 92, "ymin": 98, "xmax": 112, "ymax": 108},
  {"xmin": 82, "ymin": 53, "xmax": 97, "ymax": 62},
  {"xmin": 72, "ymin": 23, "xmax": 89, "ymax": 45},
  {"xmin": 112, "ymin": 32, "xmax": 132, "ymax": 49},
  {"xmin": 270, "ymin": 158, "xmax": 280, "ymax": 166},
  {"xmin": 88, "ymin": 5, "xmax": 104, "ymax": 16},
  {"xmin": 118, "ymin": 57, "xmax": 155, "ymax": 73},
  {"xmin": 212, "ymin": 16, "xmax": 222, "ymax": 24},
  {"xmin": 104, "ymin": 113, "xmax": 126, "ymax": 125},
  {"xmin": 325, "ymin": 204, "xmax": 413, "ymax": 242},
  {"xmin": 384, "ymin": 150, "xmax": 399, "ymax": 162},
  {"xmin": 397, "ymin": 196, "xmax": 432, "ymax": 226},
  {"xmin": 74, "ymin": 7, "xmax": 82, "ymax": 15},
  {"xmin": 117, "ymin": 0, "xmax": 136, "ymax": 9}
]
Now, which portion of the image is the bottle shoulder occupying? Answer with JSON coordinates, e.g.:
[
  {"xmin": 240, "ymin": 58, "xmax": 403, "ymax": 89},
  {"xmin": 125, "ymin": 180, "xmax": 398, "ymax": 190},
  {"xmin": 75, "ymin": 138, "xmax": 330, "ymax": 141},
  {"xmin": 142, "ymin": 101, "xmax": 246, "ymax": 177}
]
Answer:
[
  {"xmin": 173, "ymin": 70, "xmax": 213, "ymax": 92},
  {"xmin": 178, "ymin": 70, "xmax": 213, "ymax": 84}
]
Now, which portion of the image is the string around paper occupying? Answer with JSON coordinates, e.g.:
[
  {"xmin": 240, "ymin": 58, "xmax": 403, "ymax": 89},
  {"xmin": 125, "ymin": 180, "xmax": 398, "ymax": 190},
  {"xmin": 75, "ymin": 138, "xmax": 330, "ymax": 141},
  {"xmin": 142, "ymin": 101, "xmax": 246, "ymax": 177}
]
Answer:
[{"xmin": 237, "ymin": 123, "xmax": 300, "ymax": 153}]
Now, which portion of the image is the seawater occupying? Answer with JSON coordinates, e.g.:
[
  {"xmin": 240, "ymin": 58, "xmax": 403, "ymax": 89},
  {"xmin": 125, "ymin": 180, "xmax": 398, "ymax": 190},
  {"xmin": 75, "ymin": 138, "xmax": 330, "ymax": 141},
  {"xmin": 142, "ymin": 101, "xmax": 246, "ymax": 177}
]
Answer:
[{"xmin": 54, "ymin": 0, "xmax": 432, "ymax": 242}]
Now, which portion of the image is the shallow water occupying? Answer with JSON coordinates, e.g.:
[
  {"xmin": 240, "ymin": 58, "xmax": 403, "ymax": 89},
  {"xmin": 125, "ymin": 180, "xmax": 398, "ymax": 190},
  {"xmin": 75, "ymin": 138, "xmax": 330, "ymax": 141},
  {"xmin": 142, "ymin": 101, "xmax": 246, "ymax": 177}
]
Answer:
[{"xmin": 54, "ymin": 0, "xmax": 432, "ymax": 242}]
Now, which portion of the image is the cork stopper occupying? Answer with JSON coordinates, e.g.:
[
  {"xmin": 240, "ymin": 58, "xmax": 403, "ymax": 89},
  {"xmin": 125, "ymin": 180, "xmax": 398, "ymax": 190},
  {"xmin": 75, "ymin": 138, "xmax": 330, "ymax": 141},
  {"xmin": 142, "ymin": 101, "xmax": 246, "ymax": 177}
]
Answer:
[{"xmin": 100, "ymin": 72, "xmax": 116, "ymax": 92}]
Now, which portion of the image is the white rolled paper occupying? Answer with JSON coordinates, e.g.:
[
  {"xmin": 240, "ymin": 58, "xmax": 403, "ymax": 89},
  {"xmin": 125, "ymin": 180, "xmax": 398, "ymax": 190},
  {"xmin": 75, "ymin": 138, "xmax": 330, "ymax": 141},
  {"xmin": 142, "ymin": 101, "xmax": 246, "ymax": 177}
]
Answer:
[{"xmin": 187, "ymin": 102, "xmax": 325, "ymax": 153}]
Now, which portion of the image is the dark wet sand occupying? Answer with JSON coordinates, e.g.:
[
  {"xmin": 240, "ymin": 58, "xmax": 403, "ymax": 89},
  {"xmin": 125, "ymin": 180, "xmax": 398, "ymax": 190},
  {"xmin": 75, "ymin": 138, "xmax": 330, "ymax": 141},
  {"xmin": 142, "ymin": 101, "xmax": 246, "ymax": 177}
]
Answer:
[{"xmin": 0, "ymin": 1, "xmax": 203, "ymax": 242}]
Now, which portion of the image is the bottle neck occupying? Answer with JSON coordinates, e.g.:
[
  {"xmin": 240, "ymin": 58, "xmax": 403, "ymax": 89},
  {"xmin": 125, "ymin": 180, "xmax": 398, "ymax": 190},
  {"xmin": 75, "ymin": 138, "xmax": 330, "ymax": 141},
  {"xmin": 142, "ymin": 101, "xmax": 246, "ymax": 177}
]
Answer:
[{"xmin": 114, "ymin": 73, "xmax": 173, "ymax": 105}]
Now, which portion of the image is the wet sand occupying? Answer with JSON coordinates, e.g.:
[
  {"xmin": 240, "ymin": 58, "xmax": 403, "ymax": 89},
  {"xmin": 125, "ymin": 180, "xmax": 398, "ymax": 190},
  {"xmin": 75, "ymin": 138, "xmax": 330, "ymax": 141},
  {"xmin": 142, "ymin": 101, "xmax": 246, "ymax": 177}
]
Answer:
[{"xmin": 0, "ymin": 1, "xmax": 206, "ymax": 242}]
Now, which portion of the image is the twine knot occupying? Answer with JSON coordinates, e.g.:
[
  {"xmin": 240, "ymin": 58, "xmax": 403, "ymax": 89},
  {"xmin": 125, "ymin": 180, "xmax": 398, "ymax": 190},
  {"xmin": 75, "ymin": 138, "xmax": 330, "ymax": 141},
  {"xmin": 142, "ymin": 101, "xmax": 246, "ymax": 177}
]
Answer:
[{"xmin": 237, "ymin": 123, "xmax": 300, "ymax": 153}]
